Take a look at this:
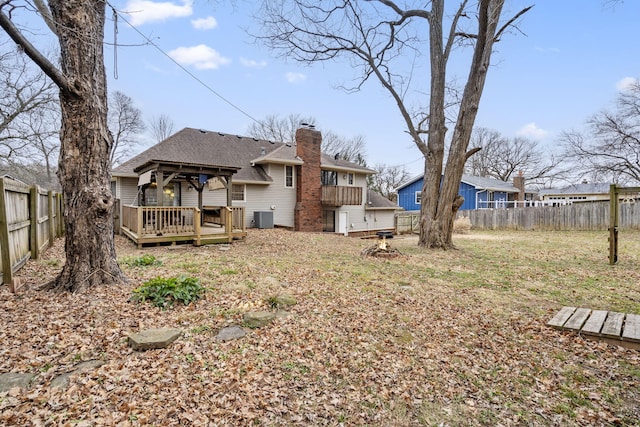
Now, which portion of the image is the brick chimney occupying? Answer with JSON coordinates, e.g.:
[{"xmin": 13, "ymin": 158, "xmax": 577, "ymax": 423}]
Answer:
[
  {"xmin": 294, "ymin": 127, "xmax": 323, "ymax": 231},
  {"xmin": 513, "ymin": 171, "xmax": 525, "ymax": 201}
]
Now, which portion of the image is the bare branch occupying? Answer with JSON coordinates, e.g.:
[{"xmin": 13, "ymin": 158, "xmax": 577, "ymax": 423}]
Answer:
[
  {"xmin": 494, "ymin": 5, "xmax": 534, "ymax": 42},
  {"xmin": 0, "ymin": 7, "xmax": 74, "ymax": 95}
]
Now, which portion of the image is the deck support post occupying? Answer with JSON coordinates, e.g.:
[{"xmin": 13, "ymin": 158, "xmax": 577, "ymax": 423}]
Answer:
[
  {"xmin": 225, "ymin": 207, "xmax": 232, "ymax": 242},
  {"xmin": 194, "ymin": 209, "xmax": 201, "ymax": 246}
]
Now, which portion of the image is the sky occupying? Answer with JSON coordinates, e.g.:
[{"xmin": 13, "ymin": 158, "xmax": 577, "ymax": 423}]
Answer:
[{"xmin": 16, "ymin": 1, "xmax": 640, "ymax": 177}]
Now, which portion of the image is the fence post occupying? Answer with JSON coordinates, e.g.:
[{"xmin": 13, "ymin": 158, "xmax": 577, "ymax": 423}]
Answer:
[
  {"xmin": 58, "ymin": 193, "xmax": 65, "ymax": 236},
  {"xmin": 30, "ymin": 186, "xmax": 39, "ymax": 260},
  {"xmin": 113, "ymin": 199, "xmax": 121, "ymax": 235},
  {"xmin": 0, "ymin": 178, "xmax": 13, "ymax": 287},
  {"xmin": 48, "ymin": 190, "xmax": 55, "ymax": 248},
  {"xmin": 609, "ymin": 184, "xmax": 618, "ymax": 265}
]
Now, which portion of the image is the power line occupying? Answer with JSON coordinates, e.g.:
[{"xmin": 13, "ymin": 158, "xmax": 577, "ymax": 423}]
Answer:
[{"xmin": 106, "ymin": 2, "xmax": 261, "ymax": 125}]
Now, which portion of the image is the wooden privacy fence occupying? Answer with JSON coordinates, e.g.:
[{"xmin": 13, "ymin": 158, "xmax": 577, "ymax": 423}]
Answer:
[
  {"xmin": 0, "ymin": 177, "xmax": 63, "ymax": 291},
  {"xmin": 395, "ymin": 211, "xmax": 420, "ymax": 234},
  {"xmin": 459, "ymin": 201, "xmax": 640, "ymax": 231},
  {"xmin": 395, "ymin": 201, "xmax": 640, "ymax": 233}
]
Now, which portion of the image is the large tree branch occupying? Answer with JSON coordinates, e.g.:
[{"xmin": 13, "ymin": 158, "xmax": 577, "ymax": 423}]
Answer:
[
  {"xmin": 371, "ymin": 0, "xmax": 430, "ymax": 21},
  {"xmin": 0, "ymin": 8, "xmax": 75, "ymax": 96},
  {"xmin": 464, "ymin": 146, "xmax": 481, "ymax": 162},
  {"xmin": 32, "ymin": 0, "xmax": 57, "ymax": 34}
]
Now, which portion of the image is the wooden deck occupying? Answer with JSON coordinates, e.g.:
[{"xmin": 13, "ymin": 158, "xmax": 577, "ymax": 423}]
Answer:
[
  {"xmin": 120, "ymin": 205, "xmax": 246, "ymax": 247},
  {"xmin": 547, "ymin": 306, "xmax": 640, "ymax": 350}
]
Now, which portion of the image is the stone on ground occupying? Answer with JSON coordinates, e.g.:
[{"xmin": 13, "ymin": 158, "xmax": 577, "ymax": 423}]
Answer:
[
  {"xmin": 0, "ymin": 372, "xmax": 35, "ymax": 393},
  {"xmin": 215, "ymin": 325, "xmax": 247, "ymax": 342},
  {"xmin": 128, "ymin": 328, "xmax": 182, "ymax": 351},
  {"xmin": 50, "ymin": 360, "xmax": 106, "ymax": 389},
  {"xmin": 271, "ymin": 294, "xmax": 297, "ymax": 309},
  {"xmin": 243, "ymin": 311, "xmax": 276, "ymax": 328}
]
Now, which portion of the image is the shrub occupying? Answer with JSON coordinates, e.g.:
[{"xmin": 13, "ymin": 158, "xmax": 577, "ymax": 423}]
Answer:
[
  {"xmin": 122, "ymin": 254, "xmax": 162, "ymax": 267},
  {"xmin": 131, "ymin": 276, "xmax": 204, "ymax": 309},
  {"xmin": 453, "ymin": 216, "xmax": 472, "ymax": 234}
]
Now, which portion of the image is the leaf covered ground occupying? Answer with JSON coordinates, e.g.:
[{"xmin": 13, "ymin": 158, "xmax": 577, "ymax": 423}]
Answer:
[{"xmin": 1, "ymin": 229, "xmax": 639, "ymax": 426}]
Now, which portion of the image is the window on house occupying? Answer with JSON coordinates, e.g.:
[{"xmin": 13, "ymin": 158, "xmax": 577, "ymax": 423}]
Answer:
[
  {"xmin": 321, "ymin": 170, "xmax": 337, "ymax": 186},
  {"xmin": 285, "ymin": 165, "xmax": 294, "ymax": 188},
  {"xmin": 232, "ymin": 184, "xmax": 245, "ymax": 201},
  {"xmin": 415, "ymin": 191, "xmax": 422, "ymax": 205},
  {"xmin": 347, "ymin": 173, "xmax": 354, "ymax": 185}
]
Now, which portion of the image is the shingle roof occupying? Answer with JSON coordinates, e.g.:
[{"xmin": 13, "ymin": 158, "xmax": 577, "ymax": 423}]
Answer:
[
  {"xmin": 538, "ymin": 183, "xmax": 611, "ymax": 196},
  {"xmin": 366, "ymin": 189, "xmax": 399, "ymax": 210},
  {"xmin": 113, "ymin": 127, "xmax": 373, "ymax": 182},
  {"xmin": 320, "ymin": 153, "xmax": 376, "ymax": 174},
  {"xmin": 461, "ymin": 174, "xmax": 519, "ymax": 193},
  {"xmin": 396, "ymin": 173, "xmax": 520, "ymax": 193}
]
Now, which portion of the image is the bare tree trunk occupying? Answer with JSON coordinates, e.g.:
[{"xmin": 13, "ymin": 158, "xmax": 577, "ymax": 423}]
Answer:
[
  {"xmin": 419, "ymin": 0, "xmax": 505, "ymax": 249},
  {"xmin": 45, "ymin": 0, "xmax": 126, "ymax": 291},
  {"xmin": 418, "ymin": 0, "xmax": 447, "ymax": 248}
]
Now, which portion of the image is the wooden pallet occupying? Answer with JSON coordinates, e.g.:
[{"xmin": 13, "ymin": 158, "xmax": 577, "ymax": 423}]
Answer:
[{"xmin": 547, "ymin": 307, "xmax": 640, "ymax": 350}]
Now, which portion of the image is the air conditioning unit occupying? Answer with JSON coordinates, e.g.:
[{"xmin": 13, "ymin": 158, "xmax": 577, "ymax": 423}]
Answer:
[{"xmin": 254, "ymin": 211, "xmax": 274, "ymax": 229}]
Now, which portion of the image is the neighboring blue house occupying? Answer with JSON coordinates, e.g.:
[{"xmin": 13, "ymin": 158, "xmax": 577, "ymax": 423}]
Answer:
[{"xmin": 396, "ymin": 174, "xmax": 528, "ymax": 211}]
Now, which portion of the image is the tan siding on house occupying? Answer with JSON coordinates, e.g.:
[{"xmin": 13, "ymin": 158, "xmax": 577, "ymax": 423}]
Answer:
[
  {"xmin": 118, "ymin": 177, "xmax": 140, "ymax": 206},
  {"xmin": 330, "ymin": 174, "xmax": 395, "ymax": 234},
  {"xmin": 367, "ymin": 210, "xmax": 396, "ymax": 229},
  {"xmin": 181, "ymin": 183, "xmax": 227, "ymax": 207},
  {"xmin": 243, "ymin": 165, "xmax": 296, "ymax": 227}
]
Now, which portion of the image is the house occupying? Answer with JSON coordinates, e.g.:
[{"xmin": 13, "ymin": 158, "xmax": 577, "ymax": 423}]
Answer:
[
  {"xmin": 111, "ymin": 127, "xmax": 397, "ymax": 245},
  {"xmin": 537, "ymin": 182, "xmax": 612, "ymax": 205},
  {"xmin": 396, "ymin": 172, "xmax": 534, "ymax": 211}
]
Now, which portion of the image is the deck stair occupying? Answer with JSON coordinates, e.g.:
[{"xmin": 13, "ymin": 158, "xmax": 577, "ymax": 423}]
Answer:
[{"xmin": 547, "ymin": 307, "xmax": 640, "ymax": 350}]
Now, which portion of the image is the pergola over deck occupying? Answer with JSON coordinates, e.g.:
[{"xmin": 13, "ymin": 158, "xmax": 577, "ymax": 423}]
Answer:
[
  {"xmin": 134, "ymin": 159, "xmax": 241, "ymax": 211},
  {"xmin": 120, "ymin": 159, "xmax": 246, "ymax": 247}
]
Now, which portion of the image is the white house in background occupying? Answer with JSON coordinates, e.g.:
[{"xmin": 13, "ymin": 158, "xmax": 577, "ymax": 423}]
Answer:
[
  {"xmin": 111, "ymin": 127, "xmax": 398, "ymax": 236},
  {"xmin": 537, "ymin": 182, "xmax": 612, "ymax": 205}
]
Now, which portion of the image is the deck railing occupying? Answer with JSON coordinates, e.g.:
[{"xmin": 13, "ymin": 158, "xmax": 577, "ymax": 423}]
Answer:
[
  {"xmin": 121, "ymin": 205, "xmax": 246, "ymax": 246},
  {"xmin": 321, "ymin": 185, "xmax": 362, "ymax": 206},
  {"xmin": 122, "ymin": 206, "xmax": 200, "ymax": 235}
]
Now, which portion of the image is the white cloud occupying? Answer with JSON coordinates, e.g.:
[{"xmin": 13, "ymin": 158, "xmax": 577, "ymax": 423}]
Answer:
[
  {"xmin": 516, "ymin": 122, "xmax": 548, "ymax": 139},
  {"xmin": 286, "ymin": 72, "xmax": 307, "ymax": 84},
  {"xmin": 240, "ymin": 57, "xmax": 267, "ymax": 69},
  {"xmin": 534, "ymin": 46, "xmax": 560, "ymax": 54},
  {"xmin": 168, "ymin": 45, "xmax": 231, "ymax": 70},
  {"xmin": 191, "ymin": 16, "xmax": 218, "ymax": 30},
  {"xmin": 124, "ymin": 0, "xmax": 193, "ymax": 26},
  {"xmin": 616, "ymin": 76, "xmax": 637, "ymax": 92}
]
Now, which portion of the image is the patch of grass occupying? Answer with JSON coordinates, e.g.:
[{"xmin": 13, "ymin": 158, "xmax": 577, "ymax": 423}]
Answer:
[
  {"xmin": 43, "ymin": 259, "xmax": 61, "ymax": 267},
  {"xmin": 210, "ymin": 307, "xmax": 242, "ymax": 318},
  {"xmin": 121, "ymin": 254, "xmax": 162, "ymax": 267},
  {"xmin": 191, "ymin": 325, "xmax": 212, "ymax": 334},
  {"xmin": 130, "ymin": 276, "xmax": 204, "ymax": 309},
  {"xmin": 174, "ymin": 261, "xmax": 200, "ymax": 273},
  {"xmin": 282, "ymin": 361, "xmax": 311, "ymax": 379}
]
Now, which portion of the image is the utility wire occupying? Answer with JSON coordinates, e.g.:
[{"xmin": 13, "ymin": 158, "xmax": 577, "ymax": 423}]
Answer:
[{"xmin": 106, "ymin": 1, "xmax": 261, "ymax": 125}]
